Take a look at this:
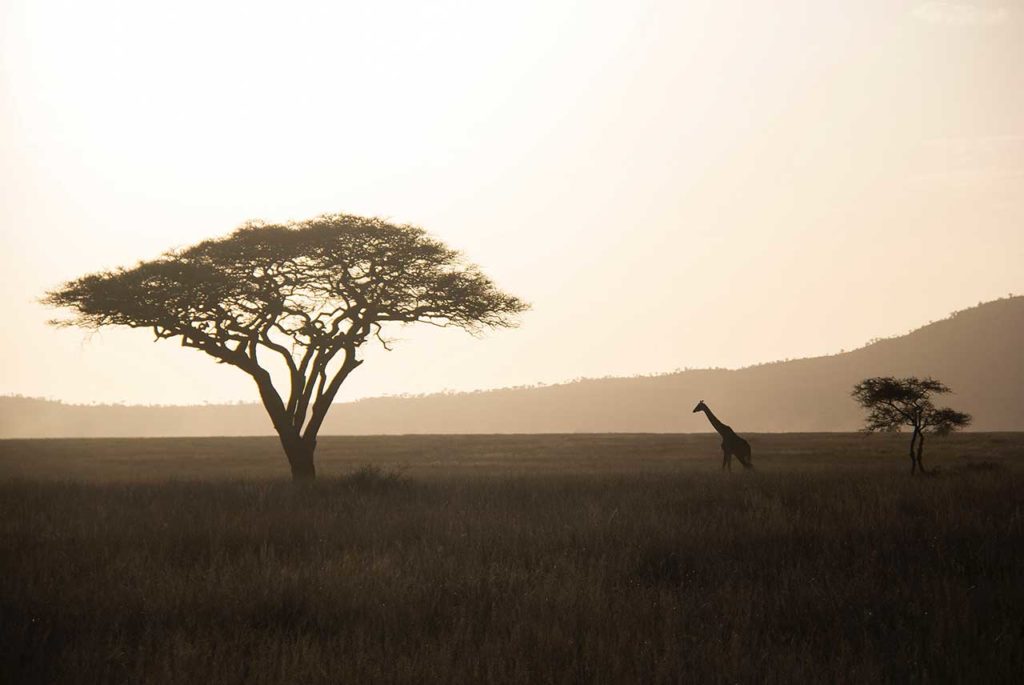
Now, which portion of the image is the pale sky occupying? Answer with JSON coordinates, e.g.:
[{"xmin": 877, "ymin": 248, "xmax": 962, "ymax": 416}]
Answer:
[{"xmin": 1, "ymin": 0, "xmax": 1022, "ymax": 405}]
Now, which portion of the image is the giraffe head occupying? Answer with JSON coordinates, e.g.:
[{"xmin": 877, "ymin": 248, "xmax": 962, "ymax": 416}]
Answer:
[{"xmin": 693, "ymin": 400, "xmax": 707, "ymax": 413}]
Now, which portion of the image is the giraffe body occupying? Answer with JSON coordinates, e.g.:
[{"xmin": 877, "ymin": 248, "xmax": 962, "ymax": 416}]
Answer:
[{"xmin": 693, "ymin": 400, "xmax": 753, "ymax": 471}]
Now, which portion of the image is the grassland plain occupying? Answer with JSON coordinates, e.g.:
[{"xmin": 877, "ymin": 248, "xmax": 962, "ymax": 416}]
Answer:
[{"xmin": 1, "ymin": 433, "xmax": 1022, "ymax": 684}]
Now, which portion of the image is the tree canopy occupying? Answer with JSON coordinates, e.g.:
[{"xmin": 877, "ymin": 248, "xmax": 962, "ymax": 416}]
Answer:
[
  {"xmin": 851, "ymin": 376, "xmax": 971, "ymax": 474},
  {"xmin": 45, "ymin": 213, "xmax": 528, "ymax": 479}
]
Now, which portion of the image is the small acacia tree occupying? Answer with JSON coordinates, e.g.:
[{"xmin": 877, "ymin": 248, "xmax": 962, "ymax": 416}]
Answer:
[
  {"xmin": 851, "ymin": 376, "xmax": 971, "ymax": 474},
  {"xmin": 45, "ymin": 214, "xmax": 528, "ymax": 480}
]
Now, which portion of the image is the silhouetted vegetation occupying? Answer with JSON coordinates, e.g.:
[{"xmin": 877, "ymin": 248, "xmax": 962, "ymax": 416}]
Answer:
[
  {"xmin": 853, "ymin": 377, "xmax": 971, "ymax": 474},
  {"xmin": 43, "ymin": 214, "xmax": 527, "ymax": 480},
  {"xmin": 9, "ymin": 296, "xmax": 1024, "ymax": 438},
  {"xmin": 1, "ymin": 434, "xmax": 1022, "ymax": 683}
]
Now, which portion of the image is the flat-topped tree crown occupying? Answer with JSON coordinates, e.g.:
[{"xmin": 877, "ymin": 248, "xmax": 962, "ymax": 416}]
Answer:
[
  {"xmin": 45, "ymin": 213, "xmax": 528, "ymax": 480},
  {"xmin": 851, "ymin": 376, "xmax": 971, "ymax": 474}
]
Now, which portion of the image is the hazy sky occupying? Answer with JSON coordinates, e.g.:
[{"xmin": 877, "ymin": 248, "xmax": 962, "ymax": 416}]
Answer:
[{"xmin": 2, "ymin": 0, "xmax": 1022, "ymax": 405}]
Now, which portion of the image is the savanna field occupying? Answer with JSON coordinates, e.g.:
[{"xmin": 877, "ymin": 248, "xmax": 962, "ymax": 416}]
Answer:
[{"xmin": 1, "ymin": 433, "xmax": 1022, "ymax": 684}]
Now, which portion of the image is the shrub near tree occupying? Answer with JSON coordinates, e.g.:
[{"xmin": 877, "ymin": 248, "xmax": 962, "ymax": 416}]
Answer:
[
  {"xmin": 45, "ymin": 214, "xmax": 528, "ymax": 480},
  {"xmin": 852, "ymin": 376, "xmax": 971, "ymax": 474}
]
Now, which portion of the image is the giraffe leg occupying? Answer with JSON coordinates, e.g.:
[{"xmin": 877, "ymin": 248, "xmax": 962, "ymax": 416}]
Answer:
[
  {"xmin": 722, "ymin": 447, "xmax": 732, "ymax": 472},
  {"xmin": 737, "ymin": 443, "xmax": 754, "ymax": 470}
]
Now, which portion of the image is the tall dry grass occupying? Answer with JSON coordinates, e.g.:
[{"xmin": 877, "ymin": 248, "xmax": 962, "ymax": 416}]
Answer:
[{"xmin": 1, "ymin": 435, "xmax": 1022, "ymax": 683}]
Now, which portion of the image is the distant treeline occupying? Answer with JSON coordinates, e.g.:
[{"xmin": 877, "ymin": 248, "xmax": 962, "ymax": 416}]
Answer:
[{"xmin": 3, "ymin": 296, "xmax": 1023, "ymax": 438}]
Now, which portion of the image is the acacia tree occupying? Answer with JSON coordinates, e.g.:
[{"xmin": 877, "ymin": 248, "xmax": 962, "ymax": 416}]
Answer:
[
  {"xmin": 851, "ymin": 376, "xmax": 971, "ymax": 474},
  {"xmin": 45, "ymin": 214, "xmax": 528, "ymax": 480}
]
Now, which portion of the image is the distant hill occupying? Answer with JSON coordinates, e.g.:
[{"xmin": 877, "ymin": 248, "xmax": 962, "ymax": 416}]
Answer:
[{"xmin": 3, "ymin": 297, "xmax": 1023, "ymax": 437}]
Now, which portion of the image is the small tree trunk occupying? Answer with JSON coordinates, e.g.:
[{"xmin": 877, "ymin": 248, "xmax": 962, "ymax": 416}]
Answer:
[{"xmin": 908, "ymin": 429, "xmax": 919, "ymax": 474}]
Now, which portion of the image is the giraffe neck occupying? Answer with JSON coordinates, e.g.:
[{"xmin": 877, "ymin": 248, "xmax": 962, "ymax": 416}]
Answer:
[{"xmin": 702, "ymin": 406, "xmax": 729, "ymax": 436}]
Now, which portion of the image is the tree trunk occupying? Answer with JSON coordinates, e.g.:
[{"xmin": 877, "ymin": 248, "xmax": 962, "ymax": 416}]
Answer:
[
  {"xmin": 280, "ymin": 434, "xmax": 316, "ymax": 481},
  {"xmin": 909, "ymin": 429, "xmax": 919, "ymax": 474},
  {"xmin": 250, "ymin": 372, "xmax": 319, "ymax": 481}
]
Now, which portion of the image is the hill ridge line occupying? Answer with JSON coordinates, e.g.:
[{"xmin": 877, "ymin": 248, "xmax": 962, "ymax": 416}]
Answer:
[{"xmin": 2, "ymin": 295, "xmax": 1022, "ymax": 435}]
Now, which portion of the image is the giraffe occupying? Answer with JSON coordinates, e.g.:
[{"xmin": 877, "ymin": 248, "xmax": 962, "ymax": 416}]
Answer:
[{"xmin": 692, "ymin": 400, "xmax": 753, "ymax": 471}]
